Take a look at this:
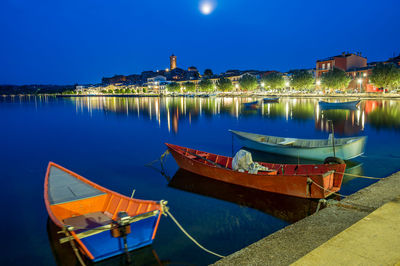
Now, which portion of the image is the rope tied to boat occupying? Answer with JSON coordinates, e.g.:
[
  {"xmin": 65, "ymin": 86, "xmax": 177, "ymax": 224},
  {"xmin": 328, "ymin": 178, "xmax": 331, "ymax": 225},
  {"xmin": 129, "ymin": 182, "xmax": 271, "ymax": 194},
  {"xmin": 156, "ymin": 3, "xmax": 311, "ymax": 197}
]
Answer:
[
  {"xmin": 159, "ymin": 200, "xmax": 226, "ymax": 259},
  {"xmin": 61, "ymin": 226, "xmax": 87, "ymax": 266},
  {"xmin": 336, "ymin": 172, "xmax": 383, "ymax": 180},
  {"xmin": 308, "ymin": 178, "xmax": 349, "ymax": 198},
  {"xmin": 145, "ymin": 150, "xmax": 171, "ymax": 181}
]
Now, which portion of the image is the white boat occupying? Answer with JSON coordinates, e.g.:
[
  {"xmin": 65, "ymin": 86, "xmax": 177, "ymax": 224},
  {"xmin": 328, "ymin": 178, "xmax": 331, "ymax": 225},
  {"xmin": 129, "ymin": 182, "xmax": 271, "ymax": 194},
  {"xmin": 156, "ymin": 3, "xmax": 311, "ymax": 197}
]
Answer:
[
  {"xmin": 318, "ymin": 100, "xmax": 360, "ymax": 110},
  {"xmin": 230, "ymin": 129, "xmax": 367, "ymax": 161}
]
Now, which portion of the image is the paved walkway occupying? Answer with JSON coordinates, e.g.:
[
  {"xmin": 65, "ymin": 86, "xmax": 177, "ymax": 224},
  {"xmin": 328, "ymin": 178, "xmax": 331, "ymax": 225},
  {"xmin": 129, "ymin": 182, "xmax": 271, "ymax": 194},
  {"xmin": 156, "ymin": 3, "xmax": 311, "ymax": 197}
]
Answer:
[
  {"xmin": 214, "ymin": 171, "xmax": 400, "ymax": 266},
  {"xmin": 292, "ymin": 197, "xmax": 400, "ymax": 266}
]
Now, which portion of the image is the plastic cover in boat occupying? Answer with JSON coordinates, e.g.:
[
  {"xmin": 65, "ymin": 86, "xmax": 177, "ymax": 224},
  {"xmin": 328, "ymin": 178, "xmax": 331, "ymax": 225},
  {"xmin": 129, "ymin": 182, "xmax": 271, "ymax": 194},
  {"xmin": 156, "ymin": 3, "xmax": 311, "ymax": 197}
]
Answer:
[{"xmin": 232, "ymin": 150, "xmax": 269, "ymax": 174}]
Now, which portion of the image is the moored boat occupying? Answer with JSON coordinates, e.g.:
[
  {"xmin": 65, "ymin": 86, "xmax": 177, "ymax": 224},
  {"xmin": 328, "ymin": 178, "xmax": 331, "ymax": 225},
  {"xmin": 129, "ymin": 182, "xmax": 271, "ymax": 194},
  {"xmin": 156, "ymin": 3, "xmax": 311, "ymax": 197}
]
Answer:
[
  {"xmin": 165, "ymin": 143, "xmax": 346, "ymax": 199},
  {"xmin": 242, "ymin": 100, "xmax": 259, "ymax": 108},
  {"xmin": 263, "ymin": 97, "xmax": 280, "ymax": 103},
  {"xmin": 230, "ymin": 129, "xmax": 366, "ymax": 161},
  {"xmin": 44, "ymin": 162, "xmax": 164, "ymax": 262},
  {"xmin": 318, "ymin": 100, "xmax": 361, "ymax": 110}
]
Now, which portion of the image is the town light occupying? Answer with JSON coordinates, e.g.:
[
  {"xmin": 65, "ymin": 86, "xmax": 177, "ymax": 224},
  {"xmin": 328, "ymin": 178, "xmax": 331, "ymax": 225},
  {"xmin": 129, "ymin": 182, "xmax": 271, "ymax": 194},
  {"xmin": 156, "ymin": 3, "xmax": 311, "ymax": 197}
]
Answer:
[
  {"xmin": 261, "ymin": 82, "xmax": 265, "ymax": 87},
  {"xmin": 357, "ymin": 78, "xmax": 362, "ymax": 84},
  {"xmin": 235, "ymin": 84, "xmax": 239, "ymax": 89},
  {"xmin": 363, "ymin": 73, "xmax": 367, "ymax": 77},
  {"xmin": 316, "ymin": 80, "xmax": 321, "ymax": 86},
  {"xmin": 285, "ymin": 81, "xmax": 290, "ymax": 87},
  {"xmin": 166, "ymin": 68, "xmax": 169, "ymax": 72}
]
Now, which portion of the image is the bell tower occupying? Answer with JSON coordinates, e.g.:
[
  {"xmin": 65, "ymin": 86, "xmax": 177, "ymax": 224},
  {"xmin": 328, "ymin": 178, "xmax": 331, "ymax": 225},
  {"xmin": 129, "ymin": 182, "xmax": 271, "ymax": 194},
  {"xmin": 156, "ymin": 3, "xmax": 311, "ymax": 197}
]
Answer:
[{"xmin": 170, "ymin": 54, "xmax": 177, "ymax": 70}]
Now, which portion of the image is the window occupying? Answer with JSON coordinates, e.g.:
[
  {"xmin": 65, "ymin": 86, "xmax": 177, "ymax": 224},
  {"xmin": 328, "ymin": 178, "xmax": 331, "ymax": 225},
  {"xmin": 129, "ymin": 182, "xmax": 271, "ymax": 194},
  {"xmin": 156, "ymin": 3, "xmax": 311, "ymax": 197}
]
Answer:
[
  {"xmin": 327, "ymin": 63, "xmax": 331, "ymax": 69},
  {"xmin": 322, "ymin": 63, "xmax": 325, "ymax": 69}
]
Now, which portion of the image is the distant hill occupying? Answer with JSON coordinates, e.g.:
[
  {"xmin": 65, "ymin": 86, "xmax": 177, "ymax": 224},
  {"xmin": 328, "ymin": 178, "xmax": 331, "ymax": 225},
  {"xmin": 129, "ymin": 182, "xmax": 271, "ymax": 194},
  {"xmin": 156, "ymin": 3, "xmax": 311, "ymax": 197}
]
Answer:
[{"xmin": 0, "ymin": 84, "xmax": 76, "ymax": 95}]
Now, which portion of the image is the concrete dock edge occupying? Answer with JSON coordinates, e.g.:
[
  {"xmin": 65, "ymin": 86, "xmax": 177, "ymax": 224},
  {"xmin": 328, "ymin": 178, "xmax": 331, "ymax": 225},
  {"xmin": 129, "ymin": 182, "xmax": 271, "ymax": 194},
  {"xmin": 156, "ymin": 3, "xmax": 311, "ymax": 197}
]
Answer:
[{"xmin": 213, "ymin": 171, "xmax": 400, "ymax": 266}]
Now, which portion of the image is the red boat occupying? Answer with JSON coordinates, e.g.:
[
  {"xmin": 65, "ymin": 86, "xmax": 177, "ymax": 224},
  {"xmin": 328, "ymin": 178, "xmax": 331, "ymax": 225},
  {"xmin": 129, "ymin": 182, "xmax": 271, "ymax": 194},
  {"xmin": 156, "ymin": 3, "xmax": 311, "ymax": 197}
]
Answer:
[{"xmin": 165, "ymin": 143, "xmax": 346, "ymax": 199}]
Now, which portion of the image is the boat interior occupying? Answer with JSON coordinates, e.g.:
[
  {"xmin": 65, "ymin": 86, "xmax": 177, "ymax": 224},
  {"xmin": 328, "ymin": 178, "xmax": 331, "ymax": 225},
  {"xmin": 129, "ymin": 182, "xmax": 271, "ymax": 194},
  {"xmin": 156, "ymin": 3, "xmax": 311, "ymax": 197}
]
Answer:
[
  {"xmin": 46, "ymin": 164, "xmax": 160, "ymax": 231},
  {"xmin": 169, "ymin": 144, "xmax": 341, "ymax": 176}
]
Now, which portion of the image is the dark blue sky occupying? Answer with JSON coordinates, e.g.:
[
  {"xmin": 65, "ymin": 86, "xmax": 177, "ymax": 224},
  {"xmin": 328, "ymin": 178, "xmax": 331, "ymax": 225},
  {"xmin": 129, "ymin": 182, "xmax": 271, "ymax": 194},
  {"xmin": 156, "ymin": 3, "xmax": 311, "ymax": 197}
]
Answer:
[{"xmin": 1, "ymin": 0, "xmax": 399, "ymax": 85}]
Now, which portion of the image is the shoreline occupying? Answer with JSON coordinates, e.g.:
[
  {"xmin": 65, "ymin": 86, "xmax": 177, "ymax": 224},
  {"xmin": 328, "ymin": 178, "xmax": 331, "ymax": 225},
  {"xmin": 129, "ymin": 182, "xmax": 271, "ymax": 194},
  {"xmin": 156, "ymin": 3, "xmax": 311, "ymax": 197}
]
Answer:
[
  {"xmin": 213, "ymin": 170, "xmax": 400, "ymax": 265},
  {"xmin": 2, "ymin": 92, "xmax": 400, "ymax": 100}
]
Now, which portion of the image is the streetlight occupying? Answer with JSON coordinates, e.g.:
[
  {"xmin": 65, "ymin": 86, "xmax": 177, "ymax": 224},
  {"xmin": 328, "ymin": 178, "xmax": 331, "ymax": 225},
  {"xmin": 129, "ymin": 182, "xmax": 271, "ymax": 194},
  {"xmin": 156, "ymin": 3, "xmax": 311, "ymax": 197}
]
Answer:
[
  {"xmin": 316, "ymin": 80, "xmax": 321, "ymax": 86},
  {"xmin": 235, "ymin": 84, "xmax": 239, "ymax": 90},
  {"xmin": 261, "ymin": 82, "xmax": 265, "ymax": 87}
]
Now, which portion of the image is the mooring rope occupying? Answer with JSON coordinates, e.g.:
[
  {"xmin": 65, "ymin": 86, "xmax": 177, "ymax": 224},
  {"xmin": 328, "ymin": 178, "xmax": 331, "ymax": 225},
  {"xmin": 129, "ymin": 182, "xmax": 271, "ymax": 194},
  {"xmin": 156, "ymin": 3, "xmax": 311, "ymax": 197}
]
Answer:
[
  {"xmin": 160, "ymin": 201, "xmax": 225, "ymax": 259},
  {"xmin": 309, "ymin": 179, "xmax": 376, "ymax": 212},
  {"xmin": 145, "ymin": 150, "xmax": 171, "ymax": 181},
  {"xmin": 62, "ymin": 228, "xmax": 87, "ymax": 266},
  {"xmin": 337, "ymin": 172, "xmax": 383, "ymax": 180},
  {"xmin": 308, "ymin": 178, "xmax": 349, "ymax": 198}
]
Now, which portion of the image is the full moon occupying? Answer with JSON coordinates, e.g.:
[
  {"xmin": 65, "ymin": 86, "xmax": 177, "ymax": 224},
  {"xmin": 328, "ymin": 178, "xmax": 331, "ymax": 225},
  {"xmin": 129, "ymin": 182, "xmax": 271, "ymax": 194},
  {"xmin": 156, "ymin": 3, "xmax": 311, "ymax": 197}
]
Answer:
[{"xmin": 200, "ymin": 1, "xmax": 215, "ymax": 15}]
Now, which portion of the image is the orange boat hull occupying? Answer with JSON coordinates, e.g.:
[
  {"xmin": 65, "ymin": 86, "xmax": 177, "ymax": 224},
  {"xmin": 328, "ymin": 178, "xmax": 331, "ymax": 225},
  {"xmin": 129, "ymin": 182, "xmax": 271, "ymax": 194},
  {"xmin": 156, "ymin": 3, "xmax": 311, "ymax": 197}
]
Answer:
[{"xmin": 166, "ymin": 144, "xmax": 346, "ymax": 199}]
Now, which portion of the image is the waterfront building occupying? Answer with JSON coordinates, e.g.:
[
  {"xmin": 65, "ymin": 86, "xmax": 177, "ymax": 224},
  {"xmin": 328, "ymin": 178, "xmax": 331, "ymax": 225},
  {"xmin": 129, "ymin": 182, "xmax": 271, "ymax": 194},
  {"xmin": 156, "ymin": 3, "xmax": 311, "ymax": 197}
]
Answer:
[
  {"xmin": 147, "ymin": 75, "xmax": 170, "ymax": 92},
  {"xmin": 316, "ymin": 52, "xmax": 367, "ymax": 78}
]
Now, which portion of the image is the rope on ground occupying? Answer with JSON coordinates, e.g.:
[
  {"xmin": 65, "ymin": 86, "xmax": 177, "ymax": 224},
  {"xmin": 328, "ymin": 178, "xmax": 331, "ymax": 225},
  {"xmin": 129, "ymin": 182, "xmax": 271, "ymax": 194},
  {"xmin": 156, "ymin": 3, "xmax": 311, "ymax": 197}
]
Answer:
[
  {"xmin": 337, "ymin": 172, "xmax": 383, "ymax": 180},
  {"xmin": 309, "ymin": 180, "xmax": 375, "ymax": 212},
  {"xmin": 160, "ymin": 201, "xmax": 225, "ymax": 259}
]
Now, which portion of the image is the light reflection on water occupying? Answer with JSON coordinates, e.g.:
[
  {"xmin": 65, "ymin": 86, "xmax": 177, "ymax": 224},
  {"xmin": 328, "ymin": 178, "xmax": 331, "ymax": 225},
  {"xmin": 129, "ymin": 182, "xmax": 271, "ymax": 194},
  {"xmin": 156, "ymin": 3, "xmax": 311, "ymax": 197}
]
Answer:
[
  {"xmin": 0, "ymin": 95, "xmax": 400, "ymax": 265},
  {"xmin": 64, "ymin": 96, "xmax": 400, "ymax": 134}
]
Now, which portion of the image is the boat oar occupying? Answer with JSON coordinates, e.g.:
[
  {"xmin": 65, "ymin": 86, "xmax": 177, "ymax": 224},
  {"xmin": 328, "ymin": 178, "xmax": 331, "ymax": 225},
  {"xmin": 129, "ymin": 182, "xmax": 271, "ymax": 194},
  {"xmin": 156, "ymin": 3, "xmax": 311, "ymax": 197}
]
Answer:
[{"xmin": 186, "ymin": 150, "xmax": 229, "ymax": 170}]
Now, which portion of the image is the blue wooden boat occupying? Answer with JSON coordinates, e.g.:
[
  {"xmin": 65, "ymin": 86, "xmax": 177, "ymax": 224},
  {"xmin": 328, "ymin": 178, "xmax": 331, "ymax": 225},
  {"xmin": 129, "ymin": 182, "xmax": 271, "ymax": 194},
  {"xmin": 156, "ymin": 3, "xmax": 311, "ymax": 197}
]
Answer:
[
  {"xmin": 230, "ymin": 129, "xmax": 367, "ymax": 161},
  {"xmin": 318, "ymin": 100, "xmax": 360, "ymax": 110},
  {"xmin": 44, "ymin": 162, "xmax": 164, "ymax": 262},
  {"xmin": 263, "ymin": 97, "xmax": 279, "ymax": 103},
  {"xmin": 242, "ymin": 100, "xmax": 259, "ymax": 108}
]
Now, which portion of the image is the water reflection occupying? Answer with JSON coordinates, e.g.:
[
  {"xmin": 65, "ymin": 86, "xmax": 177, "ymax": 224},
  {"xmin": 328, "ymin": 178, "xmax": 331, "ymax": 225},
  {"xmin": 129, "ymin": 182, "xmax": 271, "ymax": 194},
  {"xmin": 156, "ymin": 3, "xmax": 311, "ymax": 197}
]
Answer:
[
  {"xmin": 2, "ymin": 96, "xmax": 399, "ymax": 134},
  {"xmin": 65, "ymin": 97, "xmax": 400, "ymax": 135},
  {"xmin": 169, "ymin": 169, "xmax": 321, "ymax": 223}
]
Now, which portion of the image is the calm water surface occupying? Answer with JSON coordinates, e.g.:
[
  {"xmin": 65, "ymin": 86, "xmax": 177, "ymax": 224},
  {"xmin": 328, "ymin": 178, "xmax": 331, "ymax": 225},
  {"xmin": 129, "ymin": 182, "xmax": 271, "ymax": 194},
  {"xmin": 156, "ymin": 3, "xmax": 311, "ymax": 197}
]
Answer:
[{"xmin": 1, "ymin": 96, "xmax": 399, "ymax": 265}]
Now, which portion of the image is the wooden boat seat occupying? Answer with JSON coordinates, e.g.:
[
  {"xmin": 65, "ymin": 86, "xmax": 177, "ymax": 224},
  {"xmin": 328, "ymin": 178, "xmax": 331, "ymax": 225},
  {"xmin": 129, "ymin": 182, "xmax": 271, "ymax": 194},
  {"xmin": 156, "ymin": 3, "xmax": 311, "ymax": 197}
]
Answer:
[{"xmin": 63, "ymin": 211, "xmax": 113, "ymax": 231}]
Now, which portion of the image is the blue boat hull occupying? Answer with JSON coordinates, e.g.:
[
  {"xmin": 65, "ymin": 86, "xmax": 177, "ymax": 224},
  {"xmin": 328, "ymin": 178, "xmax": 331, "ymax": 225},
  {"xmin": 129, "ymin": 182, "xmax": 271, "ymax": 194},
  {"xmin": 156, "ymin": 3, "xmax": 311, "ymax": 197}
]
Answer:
[
  {"xmin": 318, "ymin": 100, "xmax": 360, "ymax": 110},
  {"xmin": 81, "ymin": 214, "xmax": 160, "ymax": 262}
]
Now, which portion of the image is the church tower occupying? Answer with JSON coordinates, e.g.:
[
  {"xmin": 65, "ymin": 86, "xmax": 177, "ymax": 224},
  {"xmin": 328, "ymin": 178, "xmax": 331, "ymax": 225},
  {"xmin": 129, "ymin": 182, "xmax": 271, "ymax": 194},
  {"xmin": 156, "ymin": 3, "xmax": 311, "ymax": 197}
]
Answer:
[{"xmin": 170, "ymin": 54, "xmax": 177, "ymax": 70}]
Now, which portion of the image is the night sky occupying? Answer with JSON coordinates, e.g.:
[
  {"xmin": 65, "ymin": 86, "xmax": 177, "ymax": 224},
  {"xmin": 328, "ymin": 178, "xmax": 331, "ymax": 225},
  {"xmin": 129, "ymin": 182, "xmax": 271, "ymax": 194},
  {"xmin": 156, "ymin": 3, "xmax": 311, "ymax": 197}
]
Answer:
[{"xmin": 1, "ymin": 0, "xmax": 399, "ymax": 85}]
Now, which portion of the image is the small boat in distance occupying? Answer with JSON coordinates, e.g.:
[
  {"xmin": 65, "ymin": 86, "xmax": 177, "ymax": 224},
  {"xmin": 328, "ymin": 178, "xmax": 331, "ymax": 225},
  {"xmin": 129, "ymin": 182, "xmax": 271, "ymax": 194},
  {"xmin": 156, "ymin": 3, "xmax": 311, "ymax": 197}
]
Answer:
[
  {"xmin": 263, "ymin": 97, "xmax": 280, "ymax": 103},
  {"xmin": 44, "ymin": 162, "xmax": 163, "ymax": 262},
  {"xmin": 242, "ymin": 100, "xmax": 259, "ymax": 108},
  {"xmin": 318, "ymin": 100, "xmax": 361, "ymax": 110},
  {"xmin": 165, "ymin": 143, "xmax": 346, "ymax": 199},
  {"xmin": 230, "ymin": 129, "xmax": 367, "ymax": 161}
]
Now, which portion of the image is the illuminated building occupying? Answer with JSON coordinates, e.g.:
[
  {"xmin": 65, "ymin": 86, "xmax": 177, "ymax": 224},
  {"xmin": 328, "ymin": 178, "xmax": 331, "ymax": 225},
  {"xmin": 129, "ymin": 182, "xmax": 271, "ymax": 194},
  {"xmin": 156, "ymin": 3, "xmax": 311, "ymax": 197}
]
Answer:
[
  {"xmin": 170, "ymin": 54, "xmax": 177, "ymax": 70},
  {"xmin": 316, "ymin": 52, "xmax": 367, "ymax": 78}
]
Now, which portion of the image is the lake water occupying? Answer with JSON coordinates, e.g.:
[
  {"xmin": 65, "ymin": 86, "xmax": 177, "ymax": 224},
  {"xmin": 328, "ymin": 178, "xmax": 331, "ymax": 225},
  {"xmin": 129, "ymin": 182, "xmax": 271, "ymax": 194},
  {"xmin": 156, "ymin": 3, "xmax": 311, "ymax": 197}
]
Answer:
[{"xmin": 1, "ymin": 96, "xmax": 399, "ymax": 265}]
